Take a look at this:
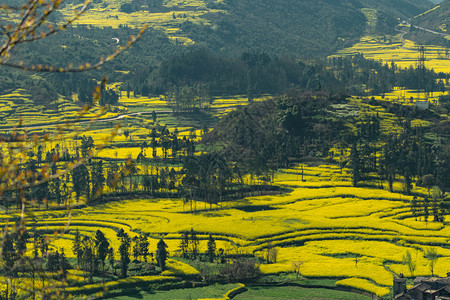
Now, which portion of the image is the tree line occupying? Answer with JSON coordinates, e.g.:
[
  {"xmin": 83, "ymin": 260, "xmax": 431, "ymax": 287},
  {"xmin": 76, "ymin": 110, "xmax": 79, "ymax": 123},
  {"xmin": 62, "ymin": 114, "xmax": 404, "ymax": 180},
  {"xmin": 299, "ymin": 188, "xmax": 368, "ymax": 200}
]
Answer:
[{"xmin": 122, "ymin": 49, "xmax": 449, "ymax": 111}]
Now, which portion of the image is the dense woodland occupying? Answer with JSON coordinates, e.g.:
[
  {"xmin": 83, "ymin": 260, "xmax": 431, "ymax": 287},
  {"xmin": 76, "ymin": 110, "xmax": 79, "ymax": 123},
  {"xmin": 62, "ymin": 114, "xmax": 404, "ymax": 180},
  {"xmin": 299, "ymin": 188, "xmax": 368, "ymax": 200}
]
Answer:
[{"xmin": 7, "ymin": 45, "xmax": 448, "ymax": 109}]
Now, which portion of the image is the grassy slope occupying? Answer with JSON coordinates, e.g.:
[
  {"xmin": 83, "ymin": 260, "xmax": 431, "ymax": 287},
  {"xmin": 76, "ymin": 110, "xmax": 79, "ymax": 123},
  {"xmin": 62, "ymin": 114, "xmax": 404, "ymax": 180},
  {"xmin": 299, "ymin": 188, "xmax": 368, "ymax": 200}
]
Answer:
[{"xmin": 234, "ymin": 285, "xmax": 372, "ymax": 300}]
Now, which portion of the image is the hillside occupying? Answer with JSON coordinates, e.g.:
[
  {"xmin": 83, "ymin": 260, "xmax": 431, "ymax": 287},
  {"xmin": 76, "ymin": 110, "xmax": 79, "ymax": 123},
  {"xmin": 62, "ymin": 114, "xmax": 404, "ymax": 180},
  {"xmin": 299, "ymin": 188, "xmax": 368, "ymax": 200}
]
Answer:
[
  {"xmin": 413, "ymin": 0, "xmax": 450, "ymax": 32},
  {"xmin": 0, "ymin": 0, "xmax": 435, "ymax": 106},
  {"xmin": 406, "ymin": 0, "xmax": 450, "ymax": 46},
  {"xmin": 1, "ymin": 1, "xmax": 450, "ymax": 299},
  {"xmin": 56, "ymin": 0, "xmax": 433, "ymax": 57}
]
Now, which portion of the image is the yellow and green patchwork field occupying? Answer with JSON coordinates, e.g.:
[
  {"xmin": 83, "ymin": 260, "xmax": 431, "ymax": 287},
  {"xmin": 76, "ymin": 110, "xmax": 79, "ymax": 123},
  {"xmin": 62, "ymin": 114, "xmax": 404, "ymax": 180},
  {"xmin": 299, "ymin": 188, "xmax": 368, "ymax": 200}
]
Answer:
[
  {"xmin": 364, "ymin": 88, "xmax": 448, "ymax": 105},
  {"xmin": 0, "ymin": 87, "xmax": 261, "ymax": 132},
  {"xmin": 59, "ymin": 0, "xmax": 224, "ymax": 42},
  {"xmin": 5, "ymin": 164, "xmax": 447, "ymax": 297},
  {"xmin": 335, "ymin": 35, "xmax": 450, "ymax": 73}
]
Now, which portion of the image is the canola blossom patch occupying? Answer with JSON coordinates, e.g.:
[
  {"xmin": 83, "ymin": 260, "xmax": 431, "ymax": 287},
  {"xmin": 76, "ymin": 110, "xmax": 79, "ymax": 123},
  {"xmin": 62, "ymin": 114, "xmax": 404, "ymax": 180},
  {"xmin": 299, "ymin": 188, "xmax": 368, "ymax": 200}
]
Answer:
[{"xmin": 4, "ymin": 164, "xmax": 447, "ymax": 297}]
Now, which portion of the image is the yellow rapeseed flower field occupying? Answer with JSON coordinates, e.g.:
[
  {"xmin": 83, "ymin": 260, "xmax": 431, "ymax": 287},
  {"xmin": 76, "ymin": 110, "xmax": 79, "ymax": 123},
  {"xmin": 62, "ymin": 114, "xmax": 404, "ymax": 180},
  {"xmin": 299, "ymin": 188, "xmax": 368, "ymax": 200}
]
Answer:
[
  {"xmin": 0, "ymin": 77, "xmax": 447, "ymax": 297},
  {"xmin": 335, "ymin": 35, "xmax": 450, "ymax": 73},
  {"xmin": 4, "ymin": 163, "xmax": 444, "ymax": 297}
]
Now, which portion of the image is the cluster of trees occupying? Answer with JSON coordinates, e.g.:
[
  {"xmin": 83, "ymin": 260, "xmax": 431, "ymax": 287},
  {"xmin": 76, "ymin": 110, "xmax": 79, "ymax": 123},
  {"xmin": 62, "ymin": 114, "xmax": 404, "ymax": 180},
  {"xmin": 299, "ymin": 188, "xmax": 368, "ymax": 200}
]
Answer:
[
  {"xmin": 178, "ymin": 229, "xmax": 218, "ymax": 263},
  {"xmin": 0, "ymin": 122, "xmax": 202, "ymax": 209},
  {"xmin": 120, "ymin": 0, "xmax": 163, "ymax": 13},
  {"xmin": 0, "ymin": 135, "xmax": 109, "ymax": 209},
  {"xmin": 410, "ymin": 187, "xmax": 447, "ymax": 223},
  {"xmin": 72, "ymin": 228, "xmax": 168, "ymax": 281},
  {"xmin": 72, "ymin": 229, "xmax": 110, "ymax": 282},
  {"xmin": 1, "ymin": 224, "xmax": 71, "ymax": 298},
  {"xmin": 181, "ymin": 154, "xmax": 233, "ymax": 211},
  {"xmin": 122, "ymin": 49, "xmax": 449, "ymax": 112},
  {"xmin": 204, "ymin": 91, "xmax": 342, "ymax": 179},
  {"xmin": 350, "ymin": 117, "xmax": 450, "ymax": 195},
  {"xmin": 164, "ymin": 84, "xmax": 213, "ymax": 111},
  {"xmin": 329, "ymin": 54, "xmax": 447, "ymax": 95},
  {"xmin": 1, "ymin": 226, "xmax": 167, "ymax": 296},
  {"xmin": 130, "ymin": 50, "xmax": 320, "ymax": 100},
  {"xmin": 177, "ymin": 228, "xmax": 262, "ymax": 284}
]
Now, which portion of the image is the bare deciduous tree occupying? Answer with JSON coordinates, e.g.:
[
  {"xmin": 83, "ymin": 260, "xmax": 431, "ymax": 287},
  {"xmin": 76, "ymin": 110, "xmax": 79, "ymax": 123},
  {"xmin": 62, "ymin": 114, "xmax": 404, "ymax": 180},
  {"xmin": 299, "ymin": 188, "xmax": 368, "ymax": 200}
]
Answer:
[{"xmin": 0, "ymin": 0, "xmax": 143, "ymax": 298}]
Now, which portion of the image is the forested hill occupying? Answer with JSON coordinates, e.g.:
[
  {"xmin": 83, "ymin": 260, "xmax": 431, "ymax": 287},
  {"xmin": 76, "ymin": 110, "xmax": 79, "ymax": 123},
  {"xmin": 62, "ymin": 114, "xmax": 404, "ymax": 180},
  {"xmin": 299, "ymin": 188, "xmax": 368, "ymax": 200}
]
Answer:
[
  {"xmin": 45, "ymin": 0, "xmax": 433, "ymax": 58},
  {"xmin": 412, "ymin": 0, "xmax": 450, "ymax": 33},
  {"xmin": 0, "ymin": 0, "xmax": 435, "ymax": 106},
  {"xmin": 406, "ymin": 0, "xmax": 450, "ymax": 46},
  {"xmin": 2, "ymin": 0, "xmax": 434, "ymax": 68},
  {"xmin": 358, "ymin": 0, "xmax": 434, "ymax": 17},
  {"xmin": 179, "ymin": 0, "xmax": 433, "ymax": 57}
]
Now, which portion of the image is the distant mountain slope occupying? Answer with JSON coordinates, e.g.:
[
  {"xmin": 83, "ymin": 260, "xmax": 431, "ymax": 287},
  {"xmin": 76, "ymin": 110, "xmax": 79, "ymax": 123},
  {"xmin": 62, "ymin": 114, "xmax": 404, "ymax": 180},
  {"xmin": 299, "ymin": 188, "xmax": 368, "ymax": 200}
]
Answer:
[
  {"xmin": 179, "ymin": 0, "xmax": 433, "ymax": 56},
  {"xmin": 359, "ymin": 0, "xmax": 433, "ymax": 18},
  {"xmin": 413, "ymin": 0, "xmax": 450, "ymax": 32},
  {"xmin": 58, "ymin": 0, "xmax": 432, "ymax": 57},
  {"xmin": 407, "ymin": 0, "xmax": 450, "ymax": 46}
]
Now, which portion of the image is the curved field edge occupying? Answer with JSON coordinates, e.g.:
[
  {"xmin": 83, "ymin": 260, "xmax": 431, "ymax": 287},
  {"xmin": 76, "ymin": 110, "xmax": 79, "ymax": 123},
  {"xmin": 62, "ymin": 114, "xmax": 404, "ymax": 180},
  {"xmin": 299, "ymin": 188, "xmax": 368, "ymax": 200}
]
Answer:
[{"xmin": 2, "ymin": 165, "xmax": 449, "ymax": 298}]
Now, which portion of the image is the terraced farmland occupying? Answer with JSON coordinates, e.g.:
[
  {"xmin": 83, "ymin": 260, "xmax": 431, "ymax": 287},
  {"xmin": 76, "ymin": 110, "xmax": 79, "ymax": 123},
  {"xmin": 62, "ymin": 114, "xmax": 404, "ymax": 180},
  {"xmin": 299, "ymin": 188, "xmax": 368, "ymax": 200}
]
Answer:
[
  {"xmin": 335, "ymin": 34, "xmax": 450, "ymax": 73},
  {"xmin": 2, "ymin": 163, "xmax": 445, "ymax": 298},
  {"xmin": 58, "ymin": 0, "xmax": 224, "ymax": 44},
  {"xmin": 0, "ymin": 53, "xmax": 448, "ymax": 299}
]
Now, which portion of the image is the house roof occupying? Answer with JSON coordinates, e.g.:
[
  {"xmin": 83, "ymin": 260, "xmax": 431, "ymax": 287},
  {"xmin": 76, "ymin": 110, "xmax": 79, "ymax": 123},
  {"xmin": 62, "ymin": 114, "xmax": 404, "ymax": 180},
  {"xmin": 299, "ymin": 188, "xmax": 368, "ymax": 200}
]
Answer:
[
  {"xmin": 435, "ymin": 286, "xmax": 450, "ymax": 296},
  {"xmin": 437, "ymin": 278, "xmax": 450, "ymax": 285},
  {"xmin": 394, "ymin": 292, "xmax": 412, "ymax": 300},
  {"xmin": 414, "ymin": 277, "xmax": 429, "ymax": 284},
  {"xmin": 409, "ymin": 282, "xmax": 432, "ymax": 292}
]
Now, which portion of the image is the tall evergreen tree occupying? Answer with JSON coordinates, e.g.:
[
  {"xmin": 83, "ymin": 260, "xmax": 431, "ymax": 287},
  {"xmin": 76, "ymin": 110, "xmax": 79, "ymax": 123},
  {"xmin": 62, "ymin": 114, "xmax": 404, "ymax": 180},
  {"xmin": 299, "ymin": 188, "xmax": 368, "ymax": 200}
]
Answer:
[
  {"xmin": 132, "ymin": 236, "xmax": 141, "ymax": 261},
  {"xmin": 95, "ymin": 230, "xmax": 110, "ymax": 274},
  {"xmin": 91, "ymin": 160, "xmax": 105, "ymax": 200},
  {"xmin": 117, "ymin": 229, "xmax": 131, "ymax": 278},
  {"xmin": 72, "ymin": 164, "xmax": 90, "ymax": 202},
  {"xmin": 179, "ymin": 232, "xmax": 189, "ymax": 258},
  {"xmin": 156, "ymin": 239, "xmax": 168, "ymax": 270},
  {"xmin": 351, "ymin": 141, "xmax": 360, "ymax": 187},
  {"xmin": 207, "ymin": 234, "xmax": 216, "ymax": 263},
  {"xmin": 108, "ymin": 247, "xmax": 116, "ymax": 275},
  {"xmin": 190, "ymin": 228, "xmax": 199, "ymax": 260},
  {"xmin": 140, "ymin": 235, "xmax": 150, "ymax": 262},
  {"xmin": 72, "ymin": 229, "xmax": 82, "ymax": 266},
  {"xmin": 81, "ymin": 236, "xmax": 97, "ymax": 283}
]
